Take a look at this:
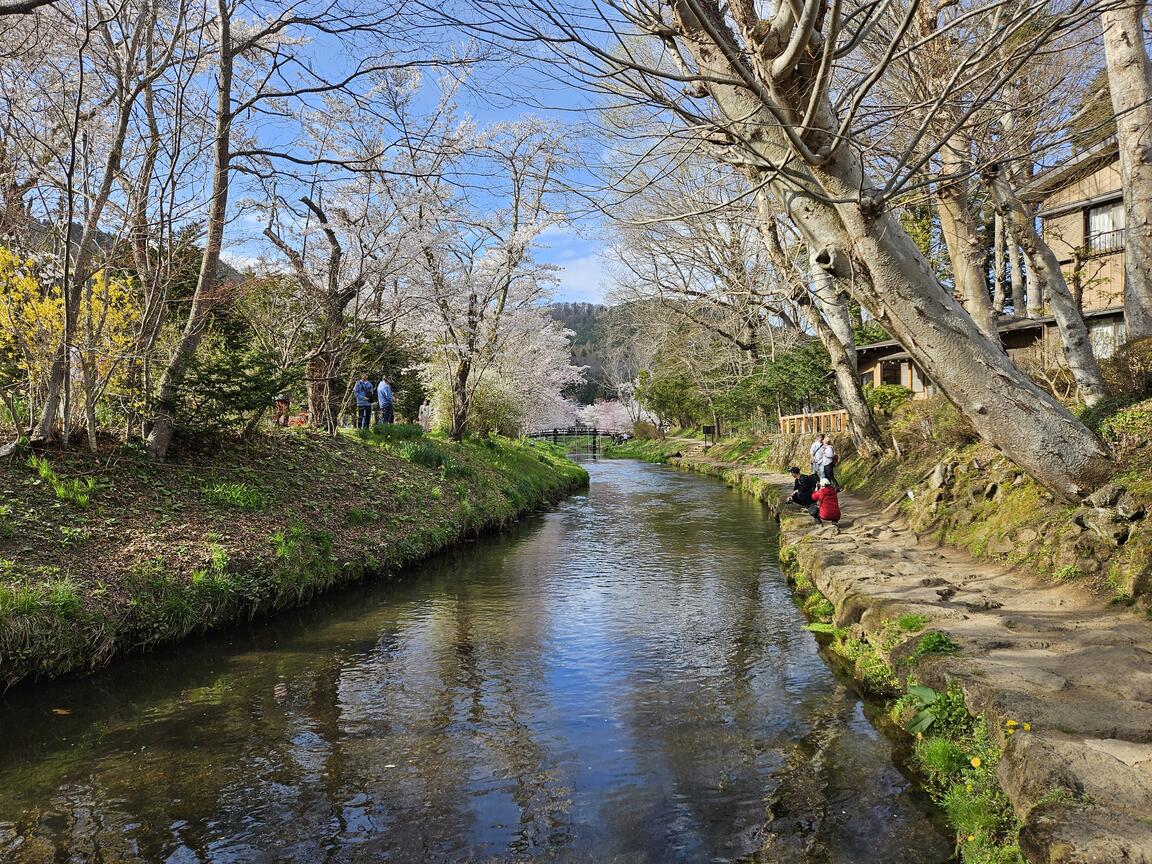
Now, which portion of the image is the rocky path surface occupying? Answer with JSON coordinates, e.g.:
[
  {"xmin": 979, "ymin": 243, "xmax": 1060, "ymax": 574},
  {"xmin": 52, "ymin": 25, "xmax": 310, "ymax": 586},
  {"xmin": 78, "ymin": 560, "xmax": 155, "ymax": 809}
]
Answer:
[{"xmin": 670, "ymin": 449, "xmax": 1152, "ymax": 864}]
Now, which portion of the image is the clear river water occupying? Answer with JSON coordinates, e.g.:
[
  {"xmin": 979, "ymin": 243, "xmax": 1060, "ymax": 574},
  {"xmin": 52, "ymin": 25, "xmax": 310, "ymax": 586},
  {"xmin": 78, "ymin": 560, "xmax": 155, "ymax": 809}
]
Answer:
[{"xmin": 0, "ymin": 458, "xmax": 952, "ymax": 863}]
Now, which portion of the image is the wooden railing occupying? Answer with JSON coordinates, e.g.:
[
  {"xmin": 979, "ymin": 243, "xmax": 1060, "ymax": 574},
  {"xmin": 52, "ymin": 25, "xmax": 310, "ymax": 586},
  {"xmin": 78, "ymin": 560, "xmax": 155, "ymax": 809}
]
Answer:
[{"xmin": 778, "ymin": 410, "xmax": 849, "ymax": 435}]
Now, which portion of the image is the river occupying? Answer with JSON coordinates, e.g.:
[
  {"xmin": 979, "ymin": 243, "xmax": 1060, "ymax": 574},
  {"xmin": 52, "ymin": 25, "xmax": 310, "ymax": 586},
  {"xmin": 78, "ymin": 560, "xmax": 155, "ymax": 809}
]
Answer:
[{"xmin": 0, "ymin": 458, "xmax": 951, "ymax": 863}]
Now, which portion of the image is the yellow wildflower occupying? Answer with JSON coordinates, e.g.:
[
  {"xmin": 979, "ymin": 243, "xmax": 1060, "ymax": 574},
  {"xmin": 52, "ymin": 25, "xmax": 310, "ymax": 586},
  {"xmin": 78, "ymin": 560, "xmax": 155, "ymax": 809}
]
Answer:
[
  {"xmin": 967, "ymin": 834, "xmax": 976, "ymax": 842},
  {"xmin": 916, "ymin": 731, "xmax": 923, "ymax": 740},
  {"xmin": 1006, "ymin": 719, "xmax": 1018, "ymax": 727},
  {"xmin": 970, "ymin": 757, "xmax": 982, "ymax": 769},
  {"xmin": 1006, "ymin": 728, "xmax": 1015, "ymax": 735},
  {"xmin": 1023, "ymin": 723, "xmax": 1031, "ymax": 732}
]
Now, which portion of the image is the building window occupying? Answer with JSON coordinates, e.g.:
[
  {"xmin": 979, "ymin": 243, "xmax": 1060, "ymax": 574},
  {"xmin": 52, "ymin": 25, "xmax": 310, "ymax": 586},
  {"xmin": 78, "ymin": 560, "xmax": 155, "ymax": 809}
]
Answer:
[
  {"xmin": 1085, "ymin": 199, "xmax": 1125, "ymax": 254},
  {"xmin": 880, "ymin": 360, "xmax": 905, "ymax": 386}
]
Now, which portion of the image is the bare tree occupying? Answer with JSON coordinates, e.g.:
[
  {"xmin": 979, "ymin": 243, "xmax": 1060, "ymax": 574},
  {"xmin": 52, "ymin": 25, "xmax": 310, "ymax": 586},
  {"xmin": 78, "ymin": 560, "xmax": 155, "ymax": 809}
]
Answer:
[
  {"xmin": 457, "ymin": 0, "xmax": 1114, "ymax": 495},
  {"xmin": 145, "ymin": 0, "xmax": 423, "ymax": 459}
]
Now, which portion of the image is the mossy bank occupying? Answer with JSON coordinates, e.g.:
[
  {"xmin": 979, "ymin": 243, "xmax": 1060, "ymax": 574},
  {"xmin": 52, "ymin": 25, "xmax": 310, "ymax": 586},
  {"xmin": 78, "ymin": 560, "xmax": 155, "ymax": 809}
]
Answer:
[{"xmin": 0, "ymin": 428, "xmax": 588, "ymax": 690}]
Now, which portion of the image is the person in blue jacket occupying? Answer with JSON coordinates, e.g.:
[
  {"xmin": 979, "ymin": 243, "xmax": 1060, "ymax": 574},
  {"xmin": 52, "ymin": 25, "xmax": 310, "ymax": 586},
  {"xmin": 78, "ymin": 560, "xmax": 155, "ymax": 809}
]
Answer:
[
  {"xmin": 377, "ymin": 375, "xmax": 395, "ymax": 425},
  {"xmin": 353, "ymin": 372, "xmax": 375, "ymax": 429}
]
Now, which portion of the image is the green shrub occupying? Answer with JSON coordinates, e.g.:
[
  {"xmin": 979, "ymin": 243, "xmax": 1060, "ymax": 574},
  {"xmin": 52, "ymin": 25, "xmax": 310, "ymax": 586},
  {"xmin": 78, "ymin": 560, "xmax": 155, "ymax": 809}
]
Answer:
[
  {"xmin": 890, "ymin": 396, "xmax": 978, "ymax": 450},
  {"xmin": 27, "ymin": 455, "xmax": 97, "ymax": 507},
  {"xmin": 442, "ymin": 460, "xmax": 477, "ymax": 481},
  {"xmin": 1100, "ymin": 337, "xmax": 1152, "ymax": 401},
  {"xmin": 865, "ymin": 384, "xmax": 913, "ymax": 416},
  {"xmin": 917, "ymin": 736, "xmax": 970, "ymax": 781}
]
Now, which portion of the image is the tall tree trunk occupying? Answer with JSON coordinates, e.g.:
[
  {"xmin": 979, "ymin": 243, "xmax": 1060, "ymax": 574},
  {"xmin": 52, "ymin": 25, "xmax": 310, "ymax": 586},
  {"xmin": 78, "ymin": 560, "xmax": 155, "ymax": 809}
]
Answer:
[
  {"xmin": 751, "ymin": 187, "xmax": 885, "ymax": 454},
  {"xmin": 33, "ymin": 99, "xmax": 135, "ymax": 443},
  {"xmin": 986, "ymin": 167, "xmax": 1109, "ymax": 407},
  {"xmin": 1026, "ymin": 260, "xmax": 1045, "ymax": 318},
  {"xmin": 450, "ymin": 354, "xmax": 472, "ymax": 441},
  {"xmin": 937, "ymin": 145, "xmax": 997, "ymax": 338},
  {"xmin": 665, "ymin": 0, "xmax": 1113, "ymax": 497},
  {"xmin": 1009, "ymin": 239, "xmax": 1027, "ymax": 315},
  {"xmin": 1102, "ymin": 0, "xmax": 1152, "ymax": 338},
  {"xmin": 992, "ymin": 214, "xmax": 1007, "ymax": 313},
  {"xmin": 798, "ymin": 295, "xmax": 885, "ymax": 455},
  {"xmin": 80, "ymin": 355, "xmax": 98, "ymax": 453},
  {"xmin": 145, "ymin": 3, "xmax": 232, "ymax": 461}
]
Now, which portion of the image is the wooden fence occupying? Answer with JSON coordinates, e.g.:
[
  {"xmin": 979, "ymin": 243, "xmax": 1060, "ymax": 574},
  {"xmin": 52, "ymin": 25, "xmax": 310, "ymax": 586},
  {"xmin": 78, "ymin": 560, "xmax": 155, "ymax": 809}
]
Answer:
[{"xmin": 777, "ymin": 410, "xmax": 849, "ymax": 435}]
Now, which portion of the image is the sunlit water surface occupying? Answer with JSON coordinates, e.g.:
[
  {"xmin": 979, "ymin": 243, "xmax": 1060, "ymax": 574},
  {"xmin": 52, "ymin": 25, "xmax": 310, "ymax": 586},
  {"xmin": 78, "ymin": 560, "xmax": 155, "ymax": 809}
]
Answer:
[{"xmin": 0, "ymin": 458, "xmax": 950, "ymax": 863}]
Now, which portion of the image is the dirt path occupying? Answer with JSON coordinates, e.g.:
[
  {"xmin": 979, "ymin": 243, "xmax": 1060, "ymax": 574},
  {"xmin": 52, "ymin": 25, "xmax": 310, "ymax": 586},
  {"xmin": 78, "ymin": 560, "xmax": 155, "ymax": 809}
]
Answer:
[{"xmin": 671, "ymin": 450, "xmax": 1152, "ymax": 864}]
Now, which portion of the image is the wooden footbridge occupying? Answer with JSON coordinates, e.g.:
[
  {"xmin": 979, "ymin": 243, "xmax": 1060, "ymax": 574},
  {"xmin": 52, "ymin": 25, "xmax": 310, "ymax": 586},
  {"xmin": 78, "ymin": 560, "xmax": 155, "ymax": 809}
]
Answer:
[{"xmin": 525, "ymin": 427, "xmax": 630, "ymax": 454}]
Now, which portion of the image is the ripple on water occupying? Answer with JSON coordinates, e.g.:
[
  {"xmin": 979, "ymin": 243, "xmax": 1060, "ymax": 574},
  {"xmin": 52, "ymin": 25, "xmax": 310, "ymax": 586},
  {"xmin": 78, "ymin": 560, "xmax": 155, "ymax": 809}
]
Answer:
[{"xmin": 0, "ymin": 459, "xmax": 950, "ymax": 864}]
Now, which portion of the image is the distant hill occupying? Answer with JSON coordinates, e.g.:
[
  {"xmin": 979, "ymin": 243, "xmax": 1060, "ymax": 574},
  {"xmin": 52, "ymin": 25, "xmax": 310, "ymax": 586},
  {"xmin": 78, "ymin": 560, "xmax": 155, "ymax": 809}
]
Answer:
[{"xmin": 549, "ymin": 302, "xmax": 611, "ymax": 404}]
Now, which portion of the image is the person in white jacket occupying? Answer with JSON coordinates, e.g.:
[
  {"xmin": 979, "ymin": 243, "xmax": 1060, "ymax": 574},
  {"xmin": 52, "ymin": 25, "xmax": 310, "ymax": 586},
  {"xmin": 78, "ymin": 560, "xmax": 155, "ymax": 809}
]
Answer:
[
  {"xmin": 820, "ymin": 439, "xmax": 839, "ymax": 489},
  {"xmin": 809, "ymin": 434, "xmax": 825, "ymax": 476}
]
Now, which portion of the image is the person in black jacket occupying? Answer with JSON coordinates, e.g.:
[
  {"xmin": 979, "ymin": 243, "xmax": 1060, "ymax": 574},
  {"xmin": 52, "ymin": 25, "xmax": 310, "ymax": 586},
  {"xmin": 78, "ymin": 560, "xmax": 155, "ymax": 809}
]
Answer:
[{"xmin": 786, "ymin": 466, "xmax": 818, "ymax": 508}]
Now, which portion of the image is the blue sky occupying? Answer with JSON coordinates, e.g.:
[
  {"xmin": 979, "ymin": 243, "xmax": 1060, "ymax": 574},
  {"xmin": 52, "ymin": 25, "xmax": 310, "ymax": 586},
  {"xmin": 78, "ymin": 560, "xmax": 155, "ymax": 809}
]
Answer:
[{"xmin": 221, "ymin": 24, "xmax": 614, "ymax": 306}]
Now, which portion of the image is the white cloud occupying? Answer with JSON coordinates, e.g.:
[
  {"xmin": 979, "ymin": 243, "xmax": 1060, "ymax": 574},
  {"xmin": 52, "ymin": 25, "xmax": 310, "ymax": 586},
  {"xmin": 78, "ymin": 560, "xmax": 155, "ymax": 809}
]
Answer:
[{"xmin": 553, "ymin": 253, "xmax": 609, "ymax": 303}]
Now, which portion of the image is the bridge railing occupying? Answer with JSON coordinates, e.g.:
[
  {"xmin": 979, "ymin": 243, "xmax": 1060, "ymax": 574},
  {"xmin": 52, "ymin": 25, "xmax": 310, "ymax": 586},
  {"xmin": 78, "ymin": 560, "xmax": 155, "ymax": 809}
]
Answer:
[
  {"xmin": 524, "ymin": 427, "xmax": 629, "ymax": 439},
  {"xmin": 777, "ymin": 410, "xmax": 849, "ymax": 435}
]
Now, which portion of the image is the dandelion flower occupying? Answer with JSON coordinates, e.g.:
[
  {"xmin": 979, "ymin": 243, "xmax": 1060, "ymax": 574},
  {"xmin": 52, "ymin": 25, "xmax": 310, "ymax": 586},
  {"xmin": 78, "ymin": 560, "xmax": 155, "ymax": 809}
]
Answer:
[
  {"xmin": 1007, "ymin": 728, "xmax": 1015, "ymax": 735},
  {"xmin": 967, "ymin": 834, "xmax": 976, "ymax": 842},
  {"xmin": 1023, "ymin": 723, "xmax": 1031, "ymax": 732},
  {"xmin": 970, "ymin": 756, "xmax": 982, "ymax": 769},
  {"xmin": 1006, "ymin": 719, "xmax": 1018, "ymax": 727}
]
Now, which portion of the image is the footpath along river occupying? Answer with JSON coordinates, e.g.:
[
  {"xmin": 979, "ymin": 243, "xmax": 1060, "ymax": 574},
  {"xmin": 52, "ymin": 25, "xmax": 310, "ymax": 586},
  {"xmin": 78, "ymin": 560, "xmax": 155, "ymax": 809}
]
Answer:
[{"xmin": 0, "ymin": 459, "xmax": 951, "ymax": 863}]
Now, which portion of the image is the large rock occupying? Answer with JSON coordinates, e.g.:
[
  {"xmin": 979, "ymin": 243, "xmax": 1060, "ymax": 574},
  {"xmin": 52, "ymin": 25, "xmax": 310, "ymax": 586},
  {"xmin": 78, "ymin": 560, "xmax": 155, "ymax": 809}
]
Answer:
[
  {"xmin": 1083, "ymin": 508, "xmax": 1131, "ymax": 544},
  {"xmin": 1084, "ymin": 482, "xmax": 1124, "ymax": 509},
  {"xmin": 1116, "ymin": 492, "xmax": 1147, "ymax": 521}
]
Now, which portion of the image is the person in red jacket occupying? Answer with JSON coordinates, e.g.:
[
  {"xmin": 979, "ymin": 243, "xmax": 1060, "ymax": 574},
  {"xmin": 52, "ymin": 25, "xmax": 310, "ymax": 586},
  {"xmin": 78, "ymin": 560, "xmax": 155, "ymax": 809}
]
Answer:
[{"xmin": 810, "ymin": 479, "xmax": 841, "ymax": 525}]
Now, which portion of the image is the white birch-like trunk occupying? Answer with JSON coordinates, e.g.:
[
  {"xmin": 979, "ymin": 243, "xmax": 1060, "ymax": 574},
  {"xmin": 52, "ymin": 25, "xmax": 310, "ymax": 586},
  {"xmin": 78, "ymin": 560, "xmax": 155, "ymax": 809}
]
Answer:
[
  {"xmin": 146, "ymin": 2, "xmax": 232, "ymax": 460},
  {"xmin": 1008, "ymin": 240, "xmax": 1027, "ymax": 315},
  {"xmin": 667, "ymin": 0, "xmax": 1113, "ymax": 497},
  {"xmin": 986, "ymin": 168, "xmax": 1108, "ymax": 406},
  {"xmin": 992, "ymin": 214, "xmax": 1006, "ymax": 313},
  {"xmin": 1102, "ymin": 0, "xmax": 1152, "ymax": 338}
]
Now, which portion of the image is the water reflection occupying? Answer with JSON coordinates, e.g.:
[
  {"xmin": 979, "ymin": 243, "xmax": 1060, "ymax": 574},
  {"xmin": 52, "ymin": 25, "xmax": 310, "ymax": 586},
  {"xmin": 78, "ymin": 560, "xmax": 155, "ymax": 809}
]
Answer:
[{"xmin": 0, "ymin": 459, "xmax": 950, "ymax": 863}]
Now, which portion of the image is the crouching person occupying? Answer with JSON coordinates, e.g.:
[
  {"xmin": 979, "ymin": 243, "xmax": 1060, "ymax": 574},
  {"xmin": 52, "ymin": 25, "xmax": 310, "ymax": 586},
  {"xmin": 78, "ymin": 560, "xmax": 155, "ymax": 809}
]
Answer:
[
  {"xmin": 786, "ymin": 466, "xmax": 817, "ymax": 509},
  {"xmin": 810, "ymin": 479, "xmax": 841, "ymax": 526}
]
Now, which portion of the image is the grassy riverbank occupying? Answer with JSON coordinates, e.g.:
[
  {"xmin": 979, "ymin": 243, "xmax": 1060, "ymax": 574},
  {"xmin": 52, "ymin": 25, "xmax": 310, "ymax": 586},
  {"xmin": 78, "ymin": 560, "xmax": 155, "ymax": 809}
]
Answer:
[{"xmin": 0, "ymin": 428, "xmax": 587, "ymax": 689}]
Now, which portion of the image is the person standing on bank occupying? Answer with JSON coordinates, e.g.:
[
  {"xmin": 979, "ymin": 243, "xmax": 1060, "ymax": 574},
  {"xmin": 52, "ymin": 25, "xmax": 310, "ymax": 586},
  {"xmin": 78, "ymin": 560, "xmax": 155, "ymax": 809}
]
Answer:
[
  {"xmin": 353, "ymin": 373, "xmax": 375, "ymax": 429},
  {"xmin": 418, "ymin": 398, "xmax": 432, "ymax": 433},
  {"xmin": 811, "ymin": 479, "xmax": 842, "ymax": 525},
  {"xmin": 377, "ymin": 375, "xmax": 395, "ymax": 425},
  {"xmin": 810, "ymin": 433, "xmax": 825, "ymax": 476},
  {"xmin": 820, "ymin": 437, "xmax": 839, "ymax": 489}
]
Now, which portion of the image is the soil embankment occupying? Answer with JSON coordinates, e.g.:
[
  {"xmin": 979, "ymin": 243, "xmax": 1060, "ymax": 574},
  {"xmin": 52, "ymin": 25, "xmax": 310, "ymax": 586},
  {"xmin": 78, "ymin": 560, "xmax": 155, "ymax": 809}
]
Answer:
[
  {"xmin": 640, "ymin": 439, "xmax": 1152, "ymax": 864},
  {"xmin": 0, "ymin": 430, "xmax": 588, "ymax": 690}
]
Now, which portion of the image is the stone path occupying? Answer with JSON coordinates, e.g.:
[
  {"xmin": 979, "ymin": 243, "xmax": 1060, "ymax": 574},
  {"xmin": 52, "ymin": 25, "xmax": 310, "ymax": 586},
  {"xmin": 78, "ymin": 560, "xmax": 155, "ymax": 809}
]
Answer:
[{"xmin": 671, "ymin": 449, "xmax": 1152, "ymax": 864}]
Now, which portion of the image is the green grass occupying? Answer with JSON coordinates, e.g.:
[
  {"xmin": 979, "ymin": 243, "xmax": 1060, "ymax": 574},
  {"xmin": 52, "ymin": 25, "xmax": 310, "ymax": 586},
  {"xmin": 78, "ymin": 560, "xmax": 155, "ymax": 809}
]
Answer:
[
  {"xmin": 0, "ymin": 433, "xmax": 588, "ymax": 690},
  {"xmin": 200, "ymin": 481, "xmax": 267, "ymax": 512},
  {"xmin": 357, "ymin": 423, "xmax": 425, "ymax": 443},
  {"xmin": 897, "ymin": 613, "xmax": 929, "ymax": 632},
  {"xmin": 27, "ymin": 455, "xmax": 97, "ymax": 507},
  {"xmin": 911, "ymin": 631, "xmax": 960, "ymax": 662}
]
